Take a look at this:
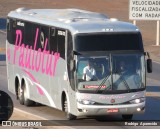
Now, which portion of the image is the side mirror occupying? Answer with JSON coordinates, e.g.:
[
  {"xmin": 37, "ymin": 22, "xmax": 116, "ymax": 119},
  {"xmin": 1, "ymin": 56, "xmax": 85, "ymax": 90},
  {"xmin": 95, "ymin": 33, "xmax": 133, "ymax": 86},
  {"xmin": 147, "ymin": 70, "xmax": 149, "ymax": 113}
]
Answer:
[
  {"xmin": 147, "ymin": 59, "xmax": 152, "ymax": 73},
  {"xmin": 70, "ymin": 60, "xmax": 75, "ymax": 71}
]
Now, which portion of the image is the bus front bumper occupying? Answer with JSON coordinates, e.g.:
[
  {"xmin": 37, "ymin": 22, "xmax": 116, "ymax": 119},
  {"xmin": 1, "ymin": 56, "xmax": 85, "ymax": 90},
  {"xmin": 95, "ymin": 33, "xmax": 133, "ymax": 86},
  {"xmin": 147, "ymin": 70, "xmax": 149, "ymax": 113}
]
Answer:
[{"xmin": 76, "ymin": 102, "xmax": 145, "ymax": 116}]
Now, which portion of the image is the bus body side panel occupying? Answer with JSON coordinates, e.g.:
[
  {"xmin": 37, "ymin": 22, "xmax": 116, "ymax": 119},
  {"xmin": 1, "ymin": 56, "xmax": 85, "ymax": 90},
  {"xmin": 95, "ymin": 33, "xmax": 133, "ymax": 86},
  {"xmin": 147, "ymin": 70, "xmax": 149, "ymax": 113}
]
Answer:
[
  {"xmin": 67, "ymin": 87, "xmax": 79, "ymax": 115},
  {"xmin": 6, "ymin": 19, "xmax": 14, "ymax": 94},
  {"xmin": 6, "ymin": 17, "xmax": 71, "ymax": 111},
  {"xmin": 6, "ymin": 41, "xmax": 17, "ymax": 94},
  {"xmin": 6, "ymin": 42, "xmax": 62, "ymax": 107},
  {"xmin": 49, "ymin": 58, "xmax": 67, "ymax": 110}
]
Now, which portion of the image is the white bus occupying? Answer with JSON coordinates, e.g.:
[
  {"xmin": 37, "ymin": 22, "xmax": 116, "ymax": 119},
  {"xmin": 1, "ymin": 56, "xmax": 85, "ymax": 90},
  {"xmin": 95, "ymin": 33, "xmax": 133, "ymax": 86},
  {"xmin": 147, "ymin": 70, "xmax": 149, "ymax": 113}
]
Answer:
[{"xmin": 6, "ymin": 8, "xmax": 152, "ymax": 120}]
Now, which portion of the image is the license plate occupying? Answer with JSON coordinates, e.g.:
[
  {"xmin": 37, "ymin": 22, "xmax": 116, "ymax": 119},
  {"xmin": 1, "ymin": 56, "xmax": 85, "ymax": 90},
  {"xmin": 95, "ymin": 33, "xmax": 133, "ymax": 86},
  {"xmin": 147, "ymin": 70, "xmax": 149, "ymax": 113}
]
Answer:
[{"xmin": 107, "ymin": 108, "xmax": 118, "ymax": 113}]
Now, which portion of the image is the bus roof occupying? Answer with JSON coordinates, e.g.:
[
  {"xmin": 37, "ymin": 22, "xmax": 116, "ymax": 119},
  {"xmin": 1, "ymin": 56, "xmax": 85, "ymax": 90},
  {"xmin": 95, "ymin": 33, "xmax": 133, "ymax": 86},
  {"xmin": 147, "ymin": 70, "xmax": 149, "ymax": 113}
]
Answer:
[{"xmin": 8, "ymin": 8, "xmax": 139, "ymax": 34}]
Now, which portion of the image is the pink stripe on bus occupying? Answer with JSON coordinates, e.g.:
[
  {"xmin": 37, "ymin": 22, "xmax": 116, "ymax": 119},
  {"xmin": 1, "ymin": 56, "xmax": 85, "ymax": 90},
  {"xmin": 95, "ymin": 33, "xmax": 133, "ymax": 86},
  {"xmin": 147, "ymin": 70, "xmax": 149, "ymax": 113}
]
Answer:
[{"xmin": 22, "ymin": 69, "xmax": 44, "ymax": 95}]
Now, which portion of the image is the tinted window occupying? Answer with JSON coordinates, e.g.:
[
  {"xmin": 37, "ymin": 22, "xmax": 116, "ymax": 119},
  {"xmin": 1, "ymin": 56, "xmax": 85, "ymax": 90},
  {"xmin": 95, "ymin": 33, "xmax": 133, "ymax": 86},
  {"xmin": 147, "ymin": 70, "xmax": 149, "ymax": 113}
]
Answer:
[
  {"xmin": 50, "ymin": 28, "xmax": 66, "ymax": 59},
  {"xmin": 74, "ymin": 33, "xmax": 143, "ymax": 52},
  {"xmin": 24, "ymin": 22, "xmax": 49, "ymax": 51},
  {"xmin": 7, "ymin": 19, "xmax": 17, "ymax": 45},
  {"xmin": 50, "ymin": 27, "xmax": 57, "ymax": 52},
  {"xmin": 24, "ymin": 22, "xmax": 35, "ymax": 47},
  {"xmin": 57, "ymin": 29, "xmax": 66, "ymax": 59}
]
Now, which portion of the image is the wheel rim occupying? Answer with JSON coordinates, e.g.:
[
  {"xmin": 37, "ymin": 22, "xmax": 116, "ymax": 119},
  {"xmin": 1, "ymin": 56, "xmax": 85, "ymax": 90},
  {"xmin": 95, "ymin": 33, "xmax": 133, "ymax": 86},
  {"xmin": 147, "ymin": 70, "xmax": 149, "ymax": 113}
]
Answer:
[{"xmin": 18, "ymin": 84, "xmax": 21, "ymax": 98}]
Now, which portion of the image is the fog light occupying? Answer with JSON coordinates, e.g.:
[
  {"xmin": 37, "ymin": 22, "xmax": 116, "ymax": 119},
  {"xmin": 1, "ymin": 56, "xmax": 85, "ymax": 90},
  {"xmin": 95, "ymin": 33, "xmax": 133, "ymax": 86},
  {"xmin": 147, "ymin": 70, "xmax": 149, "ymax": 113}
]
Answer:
[{"xmin": 137, "ymin": 108, "xmax": 141, "ymax": 111}]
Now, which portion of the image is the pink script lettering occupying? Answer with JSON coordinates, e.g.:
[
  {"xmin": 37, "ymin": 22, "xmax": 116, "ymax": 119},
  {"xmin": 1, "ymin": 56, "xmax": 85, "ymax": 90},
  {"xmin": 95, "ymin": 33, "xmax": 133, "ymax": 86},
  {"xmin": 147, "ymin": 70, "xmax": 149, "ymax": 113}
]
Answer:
[{"xmin": 13, "ymin": 28, "xmax": 60, "ymax": 76}]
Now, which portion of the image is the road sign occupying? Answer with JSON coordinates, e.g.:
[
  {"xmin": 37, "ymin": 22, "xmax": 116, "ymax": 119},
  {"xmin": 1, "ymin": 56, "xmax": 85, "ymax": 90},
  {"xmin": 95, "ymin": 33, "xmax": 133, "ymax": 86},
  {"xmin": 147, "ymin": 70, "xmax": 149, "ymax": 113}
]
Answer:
[{"xmin": 129, "ymin": 0, "xmax": 160, "ymax": 20}]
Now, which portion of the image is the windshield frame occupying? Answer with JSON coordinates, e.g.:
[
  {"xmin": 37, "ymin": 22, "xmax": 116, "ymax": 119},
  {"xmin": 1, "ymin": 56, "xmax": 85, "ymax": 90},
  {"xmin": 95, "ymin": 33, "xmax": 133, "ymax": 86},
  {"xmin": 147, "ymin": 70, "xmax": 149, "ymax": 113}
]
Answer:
[{"xmin": 75, "ymin": 52, "xmax": 146, "ymax": 94}]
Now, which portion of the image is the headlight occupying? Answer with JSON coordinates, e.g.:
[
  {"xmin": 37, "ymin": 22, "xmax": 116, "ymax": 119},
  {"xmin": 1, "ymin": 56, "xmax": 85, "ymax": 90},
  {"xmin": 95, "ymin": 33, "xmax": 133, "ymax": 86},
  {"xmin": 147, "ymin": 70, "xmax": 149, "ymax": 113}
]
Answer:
[
  {"xmin": 78, "ymin": 99, "xmax": 95, "ymax": 105},
  {"xmin": 130, "ymin": 98, "xmax": 145, "ymax": 104}
]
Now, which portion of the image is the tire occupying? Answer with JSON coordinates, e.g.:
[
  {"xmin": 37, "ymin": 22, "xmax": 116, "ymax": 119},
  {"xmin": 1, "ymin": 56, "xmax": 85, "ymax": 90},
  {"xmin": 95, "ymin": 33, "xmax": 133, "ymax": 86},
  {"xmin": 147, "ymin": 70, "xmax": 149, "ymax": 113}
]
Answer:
[
  {"xmin": 18, "ymin": 81, "xmax": 34, "ymax": 106},
  {"xmin": 23, "ymin": 84, "xmax": 34, "ymax": 106},
  {"xmin": 122, "ymin": 114, "xmax": 133, "ymax": 120},
  {"xmin": 18, "ymin": 83, "xmax": 24, "ymax": 105},
  {"xmin": 64, "ymin": 97, "xmax": 77, "ymax": 120}
]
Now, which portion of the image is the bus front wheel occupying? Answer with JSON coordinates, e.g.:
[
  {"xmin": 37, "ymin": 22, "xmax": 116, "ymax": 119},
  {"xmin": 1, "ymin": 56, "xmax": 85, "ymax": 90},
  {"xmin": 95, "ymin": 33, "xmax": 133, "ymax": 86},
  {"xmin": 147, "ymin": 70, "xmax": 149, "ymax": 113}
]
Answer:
[
  {"xmin": 122, "ymin": 114, "xmax": 133, "ymax": 120},
  {"xmin": 64, "ymin": 97, "xmax": 77, "ymax": 120}
]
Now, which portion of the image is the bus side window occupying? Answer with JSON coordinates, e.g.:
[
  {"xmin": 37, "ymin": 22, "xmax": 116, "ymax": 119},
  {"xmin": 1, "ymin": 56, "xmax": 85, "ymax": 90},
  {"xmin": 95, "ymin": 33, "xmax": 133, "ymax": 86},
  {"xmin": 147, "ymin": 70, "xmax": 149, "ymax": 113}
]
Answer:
[
  {"xmin": 7, "ymin": 18, "xmax": 12, "ymax": 44},
  {"xmin": 7, "ymin": 19, "xmax": 16, "ymax": 45},
  {"xmin": 16, "ymin": 20, "xmax": 24, "ymax": 45},
  {"xmin": 50, "ymin": 27, "xmax": 58, "ymax": 53},
  {"xmin": 24, "ymin": 22, "xmax": 35, "ymax": 47},
  {"xmin": 57, "ymin": 29, "xmax": 65, "ymax": 59},
  {"xmin": 38, "ymin": 26, "xmax": 49, "ymax": 50},
  {"xmin": 7, "ymin": 18, "xmax": 10, "ymax": 31}
]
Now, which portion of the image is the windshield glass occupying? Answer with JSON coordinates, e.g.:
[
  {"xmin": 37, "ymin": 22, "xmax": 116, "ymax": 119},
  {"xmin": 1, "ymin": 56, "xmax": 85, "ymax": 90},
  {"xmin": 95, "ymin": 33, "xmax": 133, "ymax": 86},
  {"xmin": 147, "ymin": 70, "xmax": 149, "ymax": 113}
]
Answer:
[
  {"xmin": 76, "ymin": 54, "xmax": 145, "ymax": 94},
  {"xmin": 112, "ymin": 54, "xmax": 145, "ymax": 91}
]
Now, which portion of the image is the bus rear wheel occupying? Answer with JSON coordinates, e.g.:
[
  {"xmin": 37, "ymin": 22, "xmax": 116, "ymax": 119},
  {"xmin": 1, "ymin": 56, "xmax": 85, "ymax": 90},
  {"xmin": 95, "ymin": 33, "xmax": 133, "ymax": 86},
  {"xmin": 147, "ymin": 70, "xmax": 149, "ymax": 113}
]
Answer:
[
  {"xmin": 18, "ymin": 81, "xmax": 34, "ymax": 106},
  {"xmin": 18, "ymin": 83, "xmax": 24, "ymax": 105},
  {"xmin": 23, "ymin": 84, "xmax": 34, "ymax": 106},
  {"xmin": 122, "ymin": 114, "xmax": 133, "ymax": 120},
  {"xmin": 64, "ymin": 97, "xmax": 77, "ymax": 120}
]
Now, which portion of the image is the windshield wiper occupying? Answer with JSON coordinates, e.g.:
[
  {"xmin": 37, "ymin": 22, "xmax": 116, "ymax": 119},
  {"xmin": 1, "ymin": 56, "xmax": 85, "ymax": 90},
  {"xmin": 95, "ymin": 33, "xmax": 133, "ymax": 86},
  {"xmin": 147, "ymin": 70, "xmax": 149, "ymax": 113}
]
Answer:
[
  {"xmin": 95, "ymin": 68, "xmax": 132, "ymax": 93},
  {"xmin": 115, "ymin": 70, "xmax": 130, "ymax": 90},
  {"xmin": 95, "ymin": 74, "xmax": 110, "ymax": 93},
  {"xmin": 101, "ymin": 81, "xmax": 112, "ymax": 93}
]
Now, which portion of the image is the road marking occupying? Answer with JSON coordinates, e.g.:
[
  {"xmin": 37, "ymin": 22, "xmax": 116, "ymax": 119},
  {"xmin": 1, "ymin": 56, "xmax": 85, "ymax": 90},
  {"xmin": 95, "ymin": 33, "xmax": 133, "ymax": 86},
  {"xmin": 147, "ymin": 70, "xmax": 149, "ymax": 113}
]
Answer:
[
  {"xmin": 13, "ymin": 108, "xmax": 73, "ymax": 128},
  {"xmin": 0, "ymin": 30, "xmax": 6, "ymax": 34},
  {"xmin": 14, "ymin": 108, "xmax": 47, "ymax": 120},
  {"xmin": 146, "ymin": 92, "xmax": 160, "ymax": 97},
  {"xmin": 153, "ymin": 61, "xmax": 160, "ymax": 65},
  {"xmin": 0, "ymin": 47, "xmax": 6, "ymax": 52}
]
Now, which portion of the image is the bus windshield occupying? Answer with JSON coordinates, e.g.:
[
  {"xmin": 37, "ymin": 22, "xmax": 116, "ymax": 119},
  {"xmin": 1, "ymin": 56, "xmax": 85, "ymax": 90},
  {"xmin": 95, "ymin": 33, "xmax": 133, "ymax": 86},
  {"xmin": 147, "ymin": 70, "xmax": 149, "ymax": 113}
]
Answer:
[{"xmin": 76, "ymin": 53, "xmax": 145, "ymax": 93}]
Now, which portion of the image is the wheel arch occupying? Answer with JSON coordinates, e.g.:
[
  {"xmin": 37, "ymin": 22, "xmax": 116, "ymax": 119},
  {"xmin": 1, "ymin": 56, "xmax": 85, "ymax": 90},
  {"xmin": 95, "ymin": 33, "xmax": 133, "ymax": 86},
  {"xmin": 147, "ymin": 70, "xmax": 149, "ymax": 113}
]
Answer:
[
  {"xmin": 61, "ymin": 91, "xmax": 66, "ymax": 111},
  {"xmin": 61, "ymin": 90, "xmax": 70, "ymax": 112}
]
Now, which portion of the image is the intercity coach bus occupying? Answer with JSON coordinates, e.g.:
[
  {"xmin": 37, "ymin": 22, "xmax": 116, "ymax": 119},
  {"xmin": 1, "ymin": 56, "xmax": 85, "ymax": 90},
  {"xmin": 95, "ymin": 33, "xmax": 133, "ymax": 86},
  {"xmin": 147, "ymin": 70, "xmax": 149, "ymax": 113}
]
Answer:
[{"xmin": 6, "ymin": 8, "xmax": 152, "ymax": 120}]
